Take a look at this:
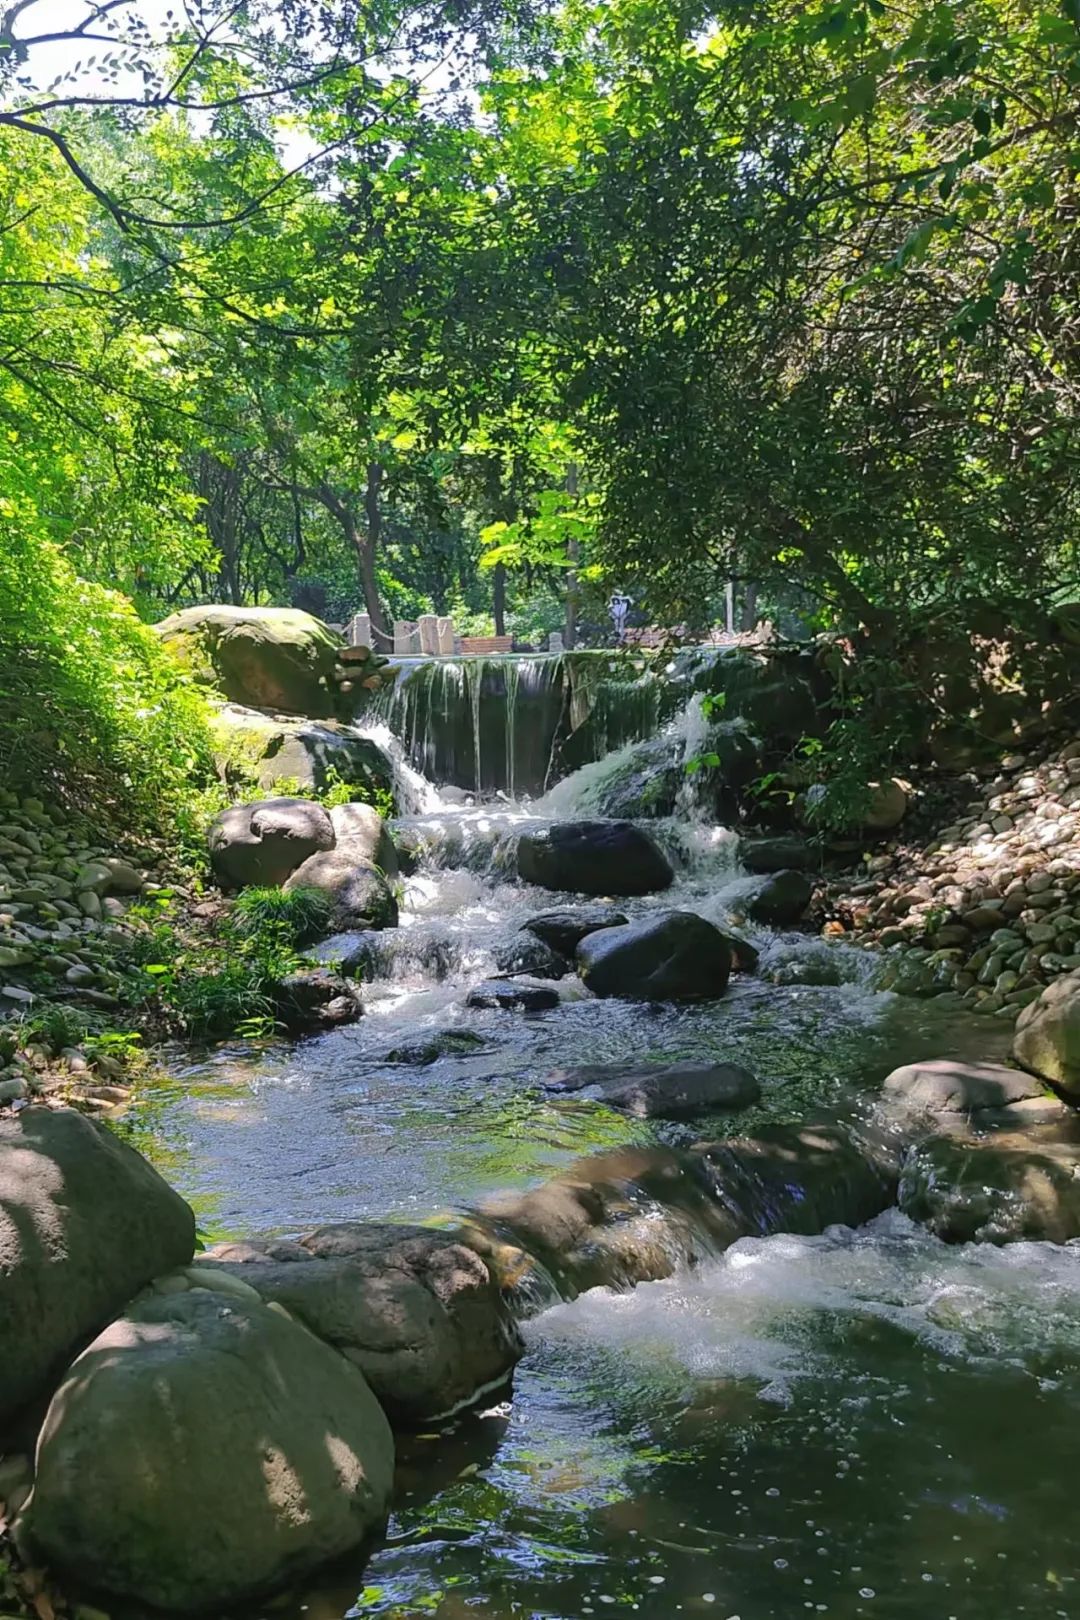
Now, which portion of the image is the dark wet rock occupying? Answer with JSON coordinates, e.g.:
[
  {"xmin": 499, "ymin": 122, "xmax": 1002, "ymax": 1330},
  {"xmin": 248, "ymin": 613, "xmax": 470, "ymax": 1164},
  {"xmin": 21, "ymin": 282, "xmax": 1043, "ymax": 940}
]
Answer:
[
  {"xmin": 20, "ymin": 1289, "xmax": 394, "ymax": 1612},
  {"xmin": 385, "ymin": 1029, "xmax": 489, "ymax": 1065},
  {"xmin": 516, "ymin": 820, "xmax": 673, "ymax": 897},
  {"xmin": 208, "ymin": 797, "xmax": 334, "ymax": 889},
  {"xmin": 765, "ymin": 945, "xmax": 845, "ymax": 987},
  {"xmin": 717, "ymin": 928, "xmax": 760, "ymax": 974},
  {"xmin": 881, "ymin": 1059, "xmax": 1065, "ymax": 1124},
  {"xmin": 0, "ymin": 1107, "xmax": 195, "ymax": 1428},
  {"xmin": 273, "ymin": 968, "xmax": 361, "ymax": 1032},
  {"xmin": 575, "ymin": 910, "xmax": 731, "ymax": 1002},
  {"xmin": 544, "ymin": 1059, "xmax": 760, "ymax": 1119},
  {"xmin": 520, "ymin": 905, "xmax": 629, "ymax": 956},
  {"xmin": 1012, "ymin": 970, "xmax": 1080, "ymax": 1099},
  {"xmin": 899, "ymin": 1132, "xmax": 1080, "ymax": 1244},
  {"xmin": 741, "ymin": 836, "xmax": 814, "ymax": 874},
  {"xmin": 465, "ymin": 977, "xmax": 561, "ymax": 1012},
  {"xmin": 743, "ymin": 868, "xmax": 814, "ymax": 925},
  {"xmin": 492, "ymin": 934, "xmax": 571, "ymax": 979},
  {"xmin": 200, "ymin": 1223, "xmax": 523, "ymax": 1423}
]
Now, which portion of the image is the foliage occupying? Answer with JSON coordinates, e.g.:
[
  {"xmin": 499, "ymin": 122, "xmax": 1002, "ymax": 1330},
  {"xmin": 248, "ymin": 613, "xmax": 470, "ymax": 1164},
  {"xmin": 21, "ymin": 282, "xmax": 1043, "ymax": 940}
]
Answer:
[
  {"xmin": 129, "ymin": 907, "xmax": 308, "ymax": 1040},
  {"xmin": 0, "ymin": 498, "xmax": 215, "ymax": 826},
  {"xmin": 230, "ymin": 885, "xmax": 334, "ymax": 948}
]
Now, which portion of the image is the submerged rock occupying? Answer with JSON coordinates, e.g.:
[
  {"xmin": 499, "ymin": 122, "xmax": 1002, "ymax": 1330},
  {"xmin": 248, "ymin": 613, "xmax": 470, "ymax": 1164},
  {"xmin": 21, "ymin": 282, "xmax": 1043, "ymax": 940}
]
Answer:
[
  {"xmin": 468, "ymin": 1124, "xmax": 895, "ymax": 1301},
  {"xmin": 208, "ymin": 796, "xmax": 335, "ymax": 889},
  {"xmin": 516, "ymin": 820, "xmax": 673, "ymax": 896},
  {"xmin": 1012, "ymin": 970, "xmax": 1080, "ymax": 1099},
  {"xmin": 385, "ymin": 1029, "xmax": 489, "ymax": 1065},
  {"xmin": 21, "ymin": 1290, "xmax": 394, "ymax": 1612},
  {"xmin": 520, "ymin": 905, "xmax": 629, "ymax": 956},
  {"xmin": 576, "ymin": 910, "xmax": 732, "ymax": 1001},
  {"xmin": 0, "ymin": 1107, "xmax": 195, "ymax": 1428},
  {"xmin": 202, "ymin": 1223, "xmax": 524, "ymax": 1425},
  {"xmin": 545, "ymin": 1059, "xmax": 760, "ymax": 1119},
  {"xmin": 466, "ymin": 977, "xmax": 561, "ymax": 1011},
  {"xmin": 899, "ymin": 1131, "xmax": 1080, "ymax": 1244}
]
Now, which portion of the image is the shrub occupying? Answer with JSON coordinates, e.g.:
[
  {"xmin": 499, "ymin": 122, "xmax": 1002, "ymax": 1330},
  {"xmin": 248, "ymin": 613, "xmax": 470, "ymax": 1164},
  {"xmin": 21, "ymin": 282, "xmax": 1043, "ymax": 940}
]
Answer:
[{"xmin": 0, "ymin": 498, "xmax": 215, "ymax": 828}]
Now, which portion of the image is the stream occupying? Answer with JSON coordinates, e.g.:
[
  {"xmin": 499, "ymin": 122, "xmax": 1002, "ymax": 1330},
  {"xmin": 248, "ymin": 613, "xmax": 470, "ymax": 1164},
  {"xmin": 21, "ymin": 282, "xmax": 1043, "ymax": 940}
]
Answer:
[{"xmin": 128, "ymin": 709, "xmax": 1080, "ymax": 1620}]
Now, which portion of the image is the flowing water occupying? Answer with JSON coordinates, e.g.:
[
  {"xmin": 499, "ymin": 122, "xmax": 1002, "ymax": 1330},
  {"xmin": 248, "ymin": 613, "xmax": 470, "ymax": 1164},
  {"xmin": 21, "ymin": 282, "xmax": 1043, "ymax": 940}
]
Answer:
[{"xmin": 128, "ymin": 693, "xmax": 1080, "ymax": 1620}]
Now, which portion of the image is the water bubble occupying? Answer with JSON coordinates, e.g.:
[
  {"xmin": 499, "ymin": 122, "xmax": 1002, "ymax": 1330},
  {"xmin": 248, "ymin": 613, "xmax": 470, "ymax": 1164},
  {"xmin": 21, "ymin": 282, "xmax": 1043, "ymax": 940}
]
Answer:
[
  {"xmin": 858, "ymin": 1590, "xmax": 875, "ymax": 1600},
  {"xmin": 702, "ymin": 1596, "xmax": 716, "ymax": 1605}
]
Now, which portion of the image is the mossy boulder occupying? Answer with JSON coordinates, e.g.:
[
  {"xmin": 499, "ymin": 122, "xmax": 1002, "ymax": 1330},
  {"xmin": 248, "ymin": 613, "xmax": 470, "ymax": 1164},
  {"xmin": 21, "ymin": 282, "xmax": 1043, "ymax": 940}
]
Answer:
[
  {"xmin": 210, "ymin": 703, "xmax": 393, "ymax": 796},
  {"xmin": 156, "ymin": 605, "xmax": 341, "ymax": 716}
]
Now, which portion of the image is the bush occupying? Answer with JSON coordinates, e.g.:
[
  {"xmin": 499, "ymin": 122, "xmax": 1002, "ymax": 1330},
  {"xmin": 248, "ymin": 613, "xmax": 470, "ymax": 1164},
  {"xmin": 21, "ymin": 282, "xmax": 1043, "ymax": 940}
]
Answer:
[{"xmin": 0, "ymin": 498, "xmax": 215, "ymax": 828}]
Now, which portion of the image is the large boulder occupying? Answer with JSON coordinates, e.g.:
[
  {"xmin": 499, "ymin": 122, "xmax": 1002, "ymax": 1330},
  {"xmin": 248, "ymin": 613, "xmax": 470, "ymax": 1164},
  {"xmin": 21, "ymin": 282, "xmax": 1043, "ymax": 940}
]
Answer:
[
  {"xmin": 0, "ymin": 1108, "xmax": 195, "ymax": 1428},
  {"xmin": 516, "ymin": 820, "xmax": 673, "ymax": 896},
  {"xmin": 20, "ymin": 1290, "xmax": 394, "ymax": 1612},
  {"xmin": 156, "ymin": 605, "xmax": 341, "ymax": 716},
  {"xmin": 1012, "ymin": 970, "xmax": 1080, "ymax": 1099},
  {"xmin": 544, "ymin": 1059, "xmax": 760, "ymax": 1119},
  {"xmin": 210, "ymin": 703, "xmax": 393, "ymax": 795},
  {"xmin": 881, "ymin": 1059, "xmax": 1064, "ymax": 1124},
  {"xmin": 284, "ymin": 800, "xmax": 399, "ymax": 930},
  {"xmin": 204, "ymin": 1223, "xmax": 523, "ymax": 1425},
  {"xmin": 576, "ymin": 910, "xmax": 731, "ymax": 1001},
  {"xmin": 741, "ymin": 836, "xmax": 813, "ymax": 874},
  {"xmin": 519, "ymin": 905, "xmax": 629, "ymax": 956},
  {"xmin": 285, "ymin": 852, "xmax": 397, "ymax": 931},
  {"xmin": 899, "ymin": 1132, "xmax": 1080, "ymax": 1244},
  {"xmin": 743, "ymin": 868, "xmax": 814, "ymax": 925},
  {"xmin": 209, "ymin": 797, "xmax": 334, "ymax": 889},
  {"xmin": 328, "ymin": 800, "xmax": 399, "ymax": 877}
]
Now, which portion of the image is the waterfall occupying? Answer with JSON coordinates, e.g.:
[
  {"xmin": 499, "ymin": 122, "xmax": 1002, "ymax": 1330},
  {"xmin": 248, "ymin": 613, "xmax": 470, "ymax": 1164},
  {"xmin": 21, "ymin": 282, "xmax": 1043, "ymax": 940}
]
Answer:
[{"xmin": 369, "ymin": 651, "xmax": 669, "ymax": 798}]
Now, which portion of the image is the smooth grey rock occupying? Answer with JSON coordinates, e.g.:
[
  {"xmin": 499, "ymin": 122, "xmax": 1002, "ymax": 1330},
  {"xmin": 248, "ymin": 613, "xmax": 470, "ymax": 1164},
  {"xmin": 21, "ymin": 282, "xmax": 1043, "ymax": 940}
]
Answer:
[
  {"xmin": 517, "ymin": 820, "xmax": 673, "ymax": 896},
  {"xmin": 576, "ymin": 910, "xmax": 731, "ymax": 1002},
  {"xmin": 545, "ymin": 1059, "xmax": 760, "ymax": 1118},
  {"xmin": 21, "ymin": 1290, "xmax": 393, "ymax": 1612},
  {"xmin": 465, "ymin": 977, "xmax": 561, "ymax": 1012},
  {"xmin": 520, "ymin": 905, "xmax": 629, "ymax": 956},
  {"xmin": 208, "ymin": 797, "xmax": 335, "ymax": 889}
]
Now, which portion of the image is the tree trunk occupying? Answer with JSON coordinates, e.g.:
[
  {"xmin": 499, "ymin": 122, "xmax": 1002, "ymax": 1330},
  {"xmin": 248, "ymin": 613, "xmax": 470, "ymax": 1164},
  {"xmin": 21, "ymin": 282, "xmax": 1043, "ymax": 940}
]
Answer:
[
  {"xmin": 360, "ymin": 462, "xmax": 389, "ymax": 649},
  {"xmin": 492, "ymin": 562, "xmax": 506, "ymax": 638},
  {"xmin": 564, "ymin": 462, "xmax": 579, "ymax": 649},
  {"xmin": 740, "ymin": 580, "xmax": 759, "ymax": 632}
]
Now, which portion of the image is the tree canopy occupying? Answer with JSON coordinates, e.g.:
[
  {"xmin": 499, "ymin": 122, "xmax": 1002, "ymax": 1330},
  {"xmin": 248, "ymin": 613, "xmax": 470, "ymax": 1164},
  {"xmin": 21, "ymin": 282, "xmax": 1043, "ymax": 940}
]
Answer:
[{"xmin": 3, "ymin": 0, "xmax": 1079, "ymax": 814}]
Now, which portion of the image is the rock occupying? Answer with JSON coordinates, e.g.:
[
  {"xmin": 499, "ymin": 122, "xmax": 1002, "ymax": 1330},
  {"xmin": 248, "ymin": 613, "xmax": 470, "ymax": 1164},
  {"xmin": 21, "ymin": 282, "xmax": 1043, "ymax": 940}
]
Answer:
[
  {"xmin": 899, "ymin": 1132, "xmax": 1080, "ymax": 1244},
  {"xmin": 273, "ymin": 968, "xmax": 361, "ymax": 1032},
  {"xmin": 0, "ymin": 1107, "xmax": 195, "ymax": 1427},
  {"xmin": 205, "ymin": 1223, "xmax": 523, "ymax": 1424},
  {"xmin": 741, "ymin": 836, "xmax": 813, "ymax": 874},
  {"xmin": 156, "ymin": 604, "xmax": 342, "ymax": 716},
  {"xmin": 743, "ymin": 869, "xmax": 814, "ymax": 925},
  {"xmin": 470, "ymin": 1125, "xmax": 893, "ymax": 1300},
  {"xmin": 21, "ymin": 1290, "xmax": 394, "ymax": 1612},
  {"xmin": 210, "ymin": 703, "xmax": 393, "ymax": 795},
  {"xmin": 544, "ymin": 1059, "xmax": 760, "ymax": 1118},
  {"xmin": 284, "ymin": 847, "xmax": 398, "ymax": 930},
  {"xmin": 492, "ymin": 934, "xmax": 571, "ymax": 978},
  {"xmin": 328, "ymin": 800, "xmax": 399, "ymax": 876},
  {"xmin": 465, "ymin": 977, "xmax": 561, "ymax": 1011},
  {"xmin": 101, "ymin": 857, "xmax": 143, "ymax": 894},
  {"xmin": 864, "ymin": 778, "xmax": 909, "ymax": 831},
  {"xmin": 208, "ymin": 797, "xmax": 335, "ymax": 889},
  {"xmin": 519, "ymin": 905, "xmax": 629, "ymax": 956},
  {"xmin": 1012, "ymin": 969, "xmax": 1080, "ymax": 1098},
  {"xmin": 881, "ymin": 1059, "xmax": 1064, "ymax": 1122},
  {"xmin": 516, "ymin": 820, "xmax": 673, "ymax": 896},
  {"xmin": 576, "ymin": 910, "xmax": 731, "ymax": 1001},
  {"xmin": 385, "ymin": 1030, "xmax": 488, "ymax": 1065}
]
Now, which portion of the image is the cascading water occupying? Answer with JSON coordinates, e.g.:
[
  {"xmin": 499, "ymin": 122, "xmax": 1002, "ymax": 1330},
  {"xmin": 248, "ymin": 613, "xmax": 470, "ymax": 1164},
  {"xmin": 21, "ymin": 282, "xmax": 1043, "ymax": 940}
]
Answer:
[
  {"xmin": 129, "ymin": 676, "xmax": 1080, "ymax": 1620},
  {"xmin": 370, "ymin": 650, "xmax": 667, "ymax": 797}
]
